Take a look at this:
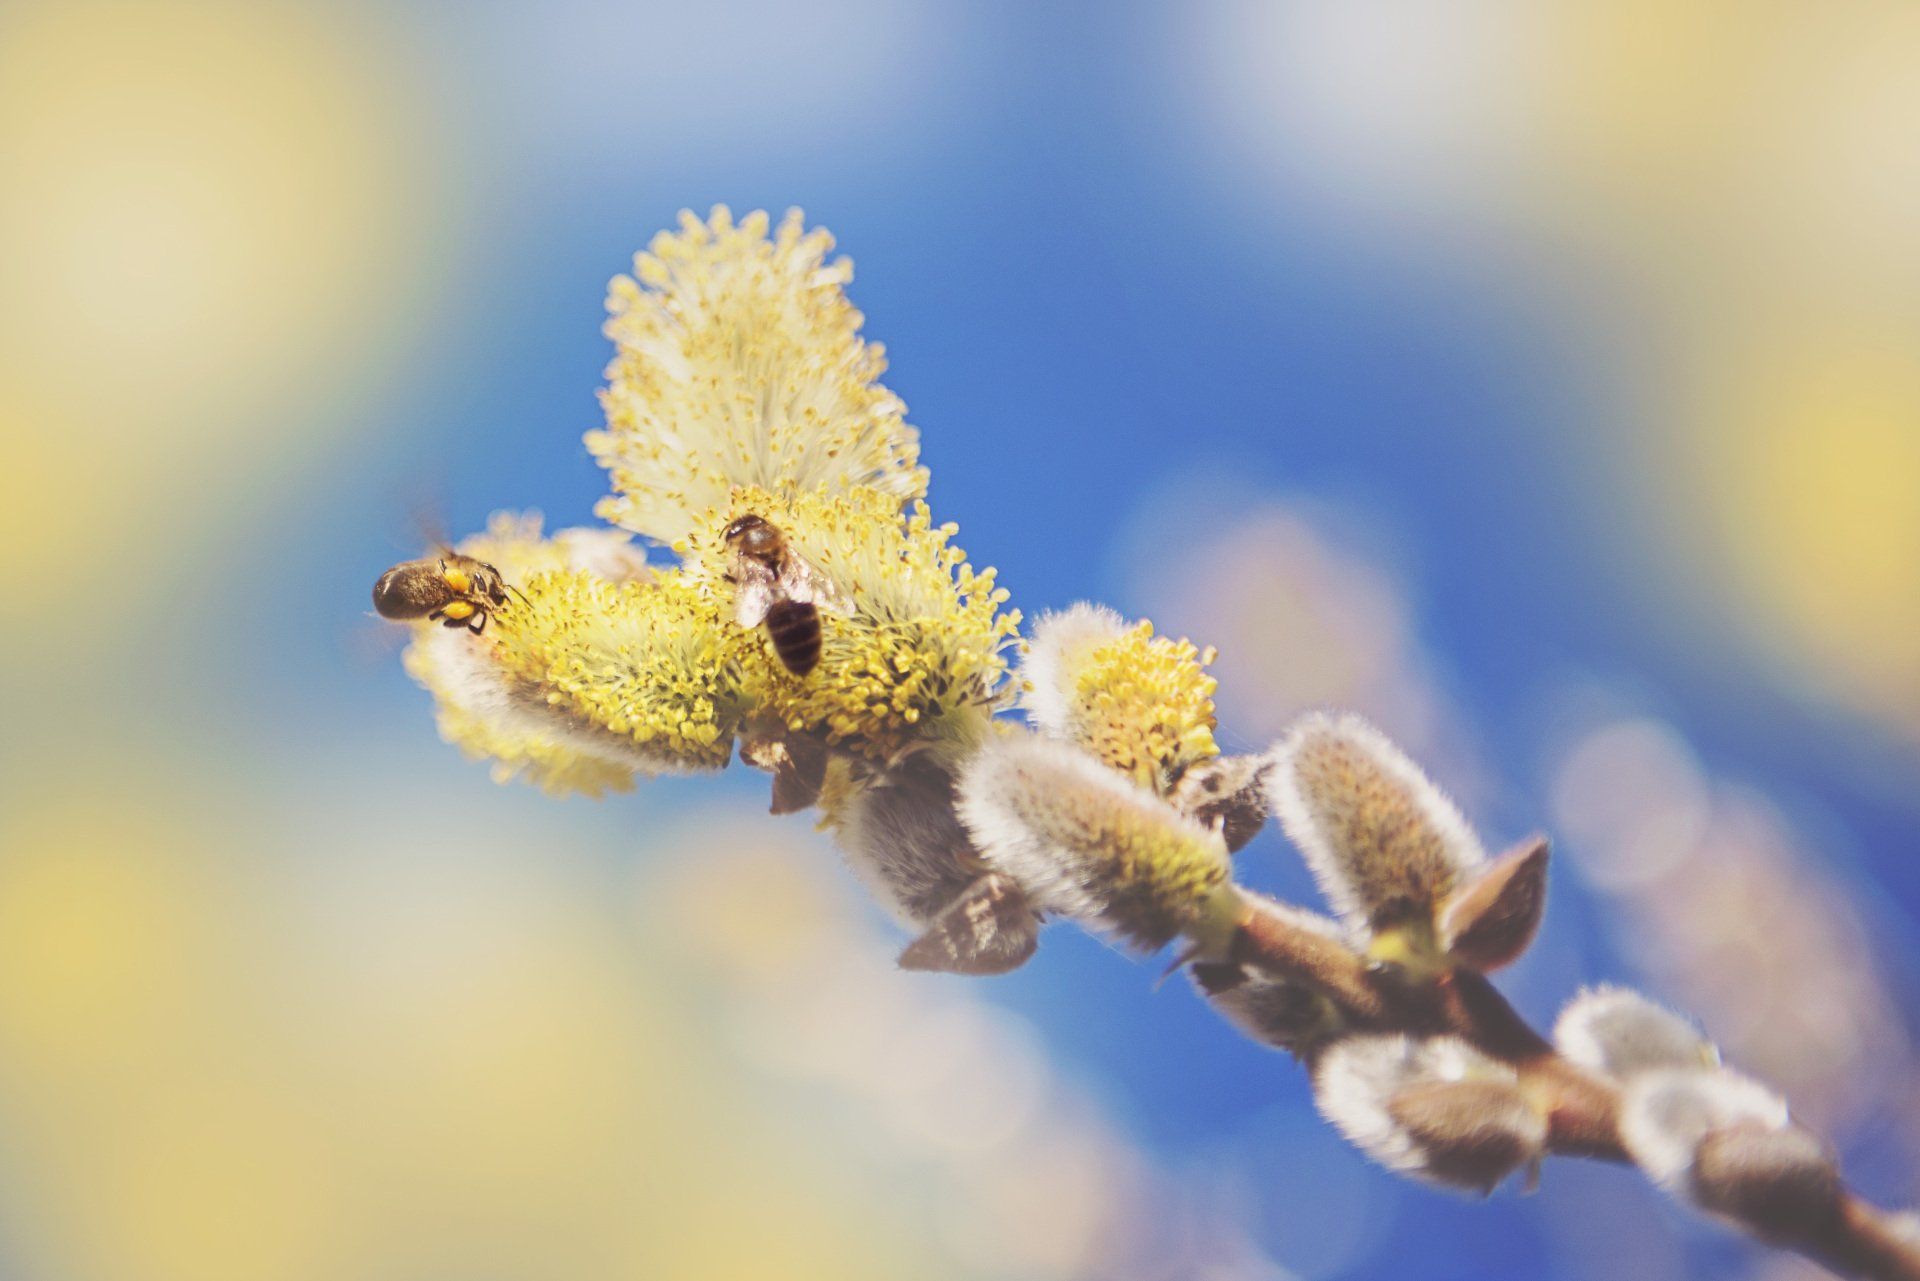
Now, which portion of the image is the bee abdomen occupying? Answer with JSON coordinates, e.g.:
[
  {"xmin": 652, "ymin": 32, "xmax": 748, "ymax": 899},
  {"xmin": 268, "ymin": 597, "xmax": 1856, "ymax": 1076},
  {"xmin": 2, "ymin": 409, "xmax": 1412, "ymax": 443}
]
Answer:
[
  {"xmin": 372, "ymin": 564, "xmax": 447, "ymax": 619},
  {"xmin": 764, "ymin": 600, "xmax": 822, "ymax": 675}
]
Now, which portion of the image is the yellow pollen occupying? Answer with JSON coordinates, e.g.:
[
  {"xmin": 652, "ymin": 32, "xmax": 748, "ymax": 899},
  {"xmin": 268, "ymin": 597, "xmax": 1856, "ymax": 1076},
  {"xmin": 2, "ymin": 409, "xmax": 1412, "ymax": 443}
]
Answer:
[
  {"xmin": 1072, "ymin": 622, "xmax": 1220, "ymax": 792},
  {"xmin": 679, "ymin": 484, "xmax": 1019, "ymax": 758},
  {"xmin": 588, "ymin": 206, "xmax": 927, "ymax": 545}
]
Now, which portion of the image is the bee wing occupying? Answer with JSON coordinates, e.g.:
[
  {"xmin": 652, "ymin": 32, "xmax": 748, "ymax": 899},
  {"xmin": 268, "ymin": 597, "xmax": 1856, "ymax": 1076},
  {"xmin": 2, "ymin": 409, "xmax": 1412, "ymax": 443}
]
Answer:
[
  {"xmin": 735, "ymin": 581, "xmax": 777, "ymax": 629},
  {"xmin": 407, "ymin": 496, "xmax": 453, "ymax": 560},
  {"xmin": 896, "ymin": 873, "xmax": 1040, "ymax": 976},
  {"xmin": 781, "ymin": 552, "xmax": 853, "ymax": 615},
  {"xmin": 732, "ymin": 560, "xmax": 779, "ymax": 628},
  {"xmin": 815, "ymin": 573, "xmax": 855, "ymax": 616}
]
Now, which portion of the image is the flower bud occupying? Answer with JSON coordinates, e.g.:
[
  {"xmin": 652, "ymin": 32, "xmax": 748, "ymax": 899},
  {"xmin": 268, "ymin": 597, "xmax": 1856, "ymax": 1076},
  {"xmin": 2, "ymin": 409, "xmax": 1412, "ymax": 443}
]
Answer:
[
  {"xmin": 405, "ymin": 661, "xmax": 639, "ymax": 797},
  {"xmin": 590, "ymin": 205, "xmax": 926, "ymax": 546},
  {"xmin": 395, "ymin": 515, "xmax": 708, "ymax": 794},
  {"xmin": 1553, "ymin": 986, "xmax": 1717, "ymax": 1080},
  {"xmin": 406, "ymin": 618, "xmax": 693, "ymax": 788},
  {"xmin": 1618, "ymin": 1067, "xmax": 1790, "ymax": 1189},
  {"xmin": 1169, "ymin": 754, "xmax": 1274, "ymax": 852},
  {"xmin": 483, "ymin": 568, "xmax": 746, "ymax": 771},
  {"xmin": 1022, "ymin": 603, "xmax": 1130, "ymax": 739},
  {"xmin": 959, "ymin": 733, "xmax": 1233, "ymax": 951},
  {"xmin": 1690, "ymin": 1120, "xmax": 1840, "ymax": 1242},
  {"xmin": 1021, "ymin": 604, "xmax": 1220, "ymax": 793},
  {"xmin": 1386, "ymin": 1079, "xmax": 1548, "ymax": 1195},
  {"xmin": 829, "ymin": 753, "xmax": 1041, "ymax": 975},
  {"xmin": 1267, "ymin": 713, "xmax": 1485, "ymax": 946},
  {"xmin": 1314, "ymin": 1034, "xmax": 1546, "ymax": 1194}
]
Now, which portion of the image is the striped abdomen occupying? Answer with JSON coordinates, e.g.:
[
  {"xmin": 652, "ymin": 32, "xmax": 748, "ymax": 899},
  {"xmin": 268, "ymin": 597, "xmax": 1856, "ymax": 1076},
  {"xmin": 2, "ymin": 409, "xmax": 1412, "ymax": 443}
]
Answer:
[{"xmin": 764, "ymin": 599, "xmax": 822, "ymax": 675}]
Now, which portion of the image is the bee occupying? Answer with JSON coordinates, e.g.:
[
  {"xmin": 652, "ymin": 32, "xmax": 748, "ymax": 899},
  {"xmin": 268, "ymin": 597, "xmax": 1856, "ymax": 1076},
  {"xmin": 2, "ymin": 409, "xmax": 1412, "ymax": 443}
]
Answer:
[
  {"xmin": 372, "ymin": 551, "xmax": 512, "ymax": 634},
  {"xmin": 723, "ymin": 514, "xmax": 850, "ymax": 676}
]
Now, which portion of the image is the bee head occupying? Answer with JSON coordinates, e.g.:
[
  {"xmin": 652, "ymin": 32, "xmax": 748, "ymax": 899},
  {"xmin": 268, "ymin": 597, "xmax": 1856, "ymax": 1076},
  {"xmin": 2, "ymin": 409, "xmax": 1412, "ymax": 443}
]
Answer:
[{"xmin": 723, "ymin": 514, "xmax": 783, "ymax": 558}]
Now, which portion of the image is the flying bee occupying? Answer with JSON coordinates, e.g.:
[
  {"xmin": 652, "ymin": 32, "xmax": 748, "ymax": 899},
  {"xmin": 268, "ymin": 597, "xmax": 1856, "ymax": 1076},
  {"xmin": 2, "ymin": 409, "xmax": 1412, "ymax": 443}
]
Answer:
[
  {"xmin": 723, "ymin": 514, "xmax": 851, "ymax": 676},
  {"xmin": 372, "ymin": 551, "xmax": 512, "ymax": 634}
]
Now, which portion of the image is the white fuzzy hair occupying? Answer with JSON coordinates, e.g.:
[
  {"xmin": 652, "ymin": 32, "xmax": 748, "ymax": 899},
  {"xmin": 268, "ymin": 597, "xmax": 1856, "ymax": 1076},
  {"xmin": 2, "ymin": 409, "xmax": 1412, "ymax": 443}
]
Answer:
[
  {"xmin": 1018, "ymin": 603, "xmax": 1129, "ymax": 739},
  {"xmin": 1266, "ymin": 711, "xmax": 1486, "ymax": 935},
  {"xmin": 415, "ymin": 626, "xmax": 691, "ymax": 776},
  {"xmin": 1619, "ymin": 1068, "xmax": 1790, "ymax": 1189},
  {"xmin": 957, "ymin": 731, "xmax": 1224, "ymax": 940},
  {"xmin": 1553, "ymin": 985, "xmax": 1717, "ymax": 1081},
  {"xmin": 552, "ymin": 525, "xmax": 651, "ymax": 583},
  {"xmin": 1313, "ymin": 1034, "xmax": 1525, "ymax": 1185}
]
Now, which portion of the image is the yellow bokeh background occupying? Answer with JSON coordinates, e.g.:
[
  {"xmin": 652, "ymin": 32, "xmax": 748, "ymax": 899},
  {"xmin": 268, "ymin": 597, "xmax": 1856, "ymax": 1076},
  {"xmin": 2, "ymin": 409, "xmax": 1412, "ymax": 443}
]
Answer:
[
  {"xmin": 1540, "ymin": 2, "xmax": 1920, "ymax": 732},
  {"xmin": 0, "ymin": 777, "xmax": 952, "ymax": 1281},
  {"xmin": 1675, "ymin": 333, "xmax": 1920, "ymax": 725},
  {"xmin": 0, "ymin": 3, "xmax": 975, "ymax": 1275},
  {"xmin": 0, "ymin": 0, "xmax": 433, "ymax": 613}
]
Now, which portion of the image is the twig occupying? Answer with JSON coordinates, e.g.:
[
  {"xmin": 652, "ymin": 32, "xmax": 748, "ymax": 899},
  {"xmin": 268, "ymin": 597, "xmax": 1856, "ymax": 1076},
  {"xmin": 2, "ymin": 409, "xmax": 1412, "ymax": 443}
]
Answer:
[{"xmin": 1227, "ymin": 893, "xmax": 1920, "ymax": 1280}]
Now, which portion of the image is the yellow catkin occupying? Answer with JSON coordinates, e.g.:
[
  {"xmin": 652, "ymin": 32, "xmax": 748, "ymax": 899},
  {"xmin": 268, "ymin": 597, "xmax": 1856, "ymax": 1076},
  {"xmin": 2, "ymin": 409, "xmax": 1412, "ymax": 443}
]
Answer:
[
  {"xmin": 397, "ymin": 513, "xmax": 652, "ymax": 794},
  {"xmin": 970, "ymin": 737, "xmax": 1231, "ymax": 950},
  {"xmin": 1057, "ymin": 791, "xmax": 1230, "ymax": 949},
  {"xmin": 401, "ymin": 643, "xmax": 636, "ymax": 798},
  {"xmin": 486, "ymin": 569, "xmax": 746, "ymax": 770},
  {"xmin": 678, "ymin": 484, "xmax": 1021, "ymax": 759},
  {"xmin": 1071, "ymin": 622, "xmax": 1220, "ymax": 792},
  {"xmin": 588, "ymin": 206, "xmax": 927, "ymax": 544},
  {"xmin": 455, "ymin": 510, "xmax": 577, "ymax": 580},
  {"xmin": 451, "ymin": 508, "xmax": 650, "ymax": 585}
]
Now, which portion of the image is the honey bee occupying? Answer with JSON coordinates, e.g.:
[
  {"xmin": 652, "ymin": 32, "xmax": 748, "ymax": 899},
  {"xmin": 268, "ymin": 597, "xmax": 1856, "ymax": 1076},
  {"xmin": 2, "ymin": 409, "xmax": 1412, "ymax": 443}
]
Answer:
[
  {"xmin": 723, "ymin": 514, "xmax": 850, "ymax": 676},
  {"xmin": 372, "ymin": 551, "xmax": 512, "ymax": 634}
]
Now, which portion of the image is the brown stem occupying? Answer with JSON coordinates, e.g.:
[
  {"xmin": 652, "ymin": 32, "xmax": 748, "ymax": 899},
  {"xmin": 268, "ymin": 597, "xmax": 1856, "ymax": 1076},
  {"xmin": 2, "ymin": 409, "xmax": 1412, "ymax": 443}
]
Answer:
[
  {"xmin": 1440, "ymin": 971, "xmax": 1626, "ymax": 1161},
  {"xmin": 1222, "ymin": 894, "xmax": 1920, "ymax": 1280},
  {"xmin": 1799, "ymin": 1195, "xmax": 1920, "ymax": 1281},
  {"xmin": 1229, "ymin": 896, "xmax": 1384, "ymax": 1021}
]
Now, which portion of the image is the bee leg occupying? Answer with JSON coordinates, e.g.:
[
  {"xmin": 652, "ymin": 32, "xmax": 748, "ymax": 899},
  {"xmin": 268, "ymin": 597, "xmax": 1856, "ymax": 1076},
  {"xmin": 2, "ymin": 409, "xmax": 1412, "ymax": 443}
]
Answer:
[
  {"xmin": 427, "ymin": 609, "xmax": 445, "ymax": 623},
  {"xmin": 467, "ymin": 611, "xmax": 487, "ymax": 635}
]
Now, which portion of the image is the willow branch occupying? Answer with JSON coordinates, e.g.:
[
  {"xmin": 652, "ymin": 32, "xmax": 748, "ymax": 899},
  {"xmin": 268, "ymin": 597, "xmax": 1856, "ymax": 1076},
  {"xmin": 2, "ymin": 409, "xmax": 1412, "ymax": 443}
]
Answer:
[{"xmin": 1222, "ymin": 893, "xmax": 1920, "ymax": 1281}]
